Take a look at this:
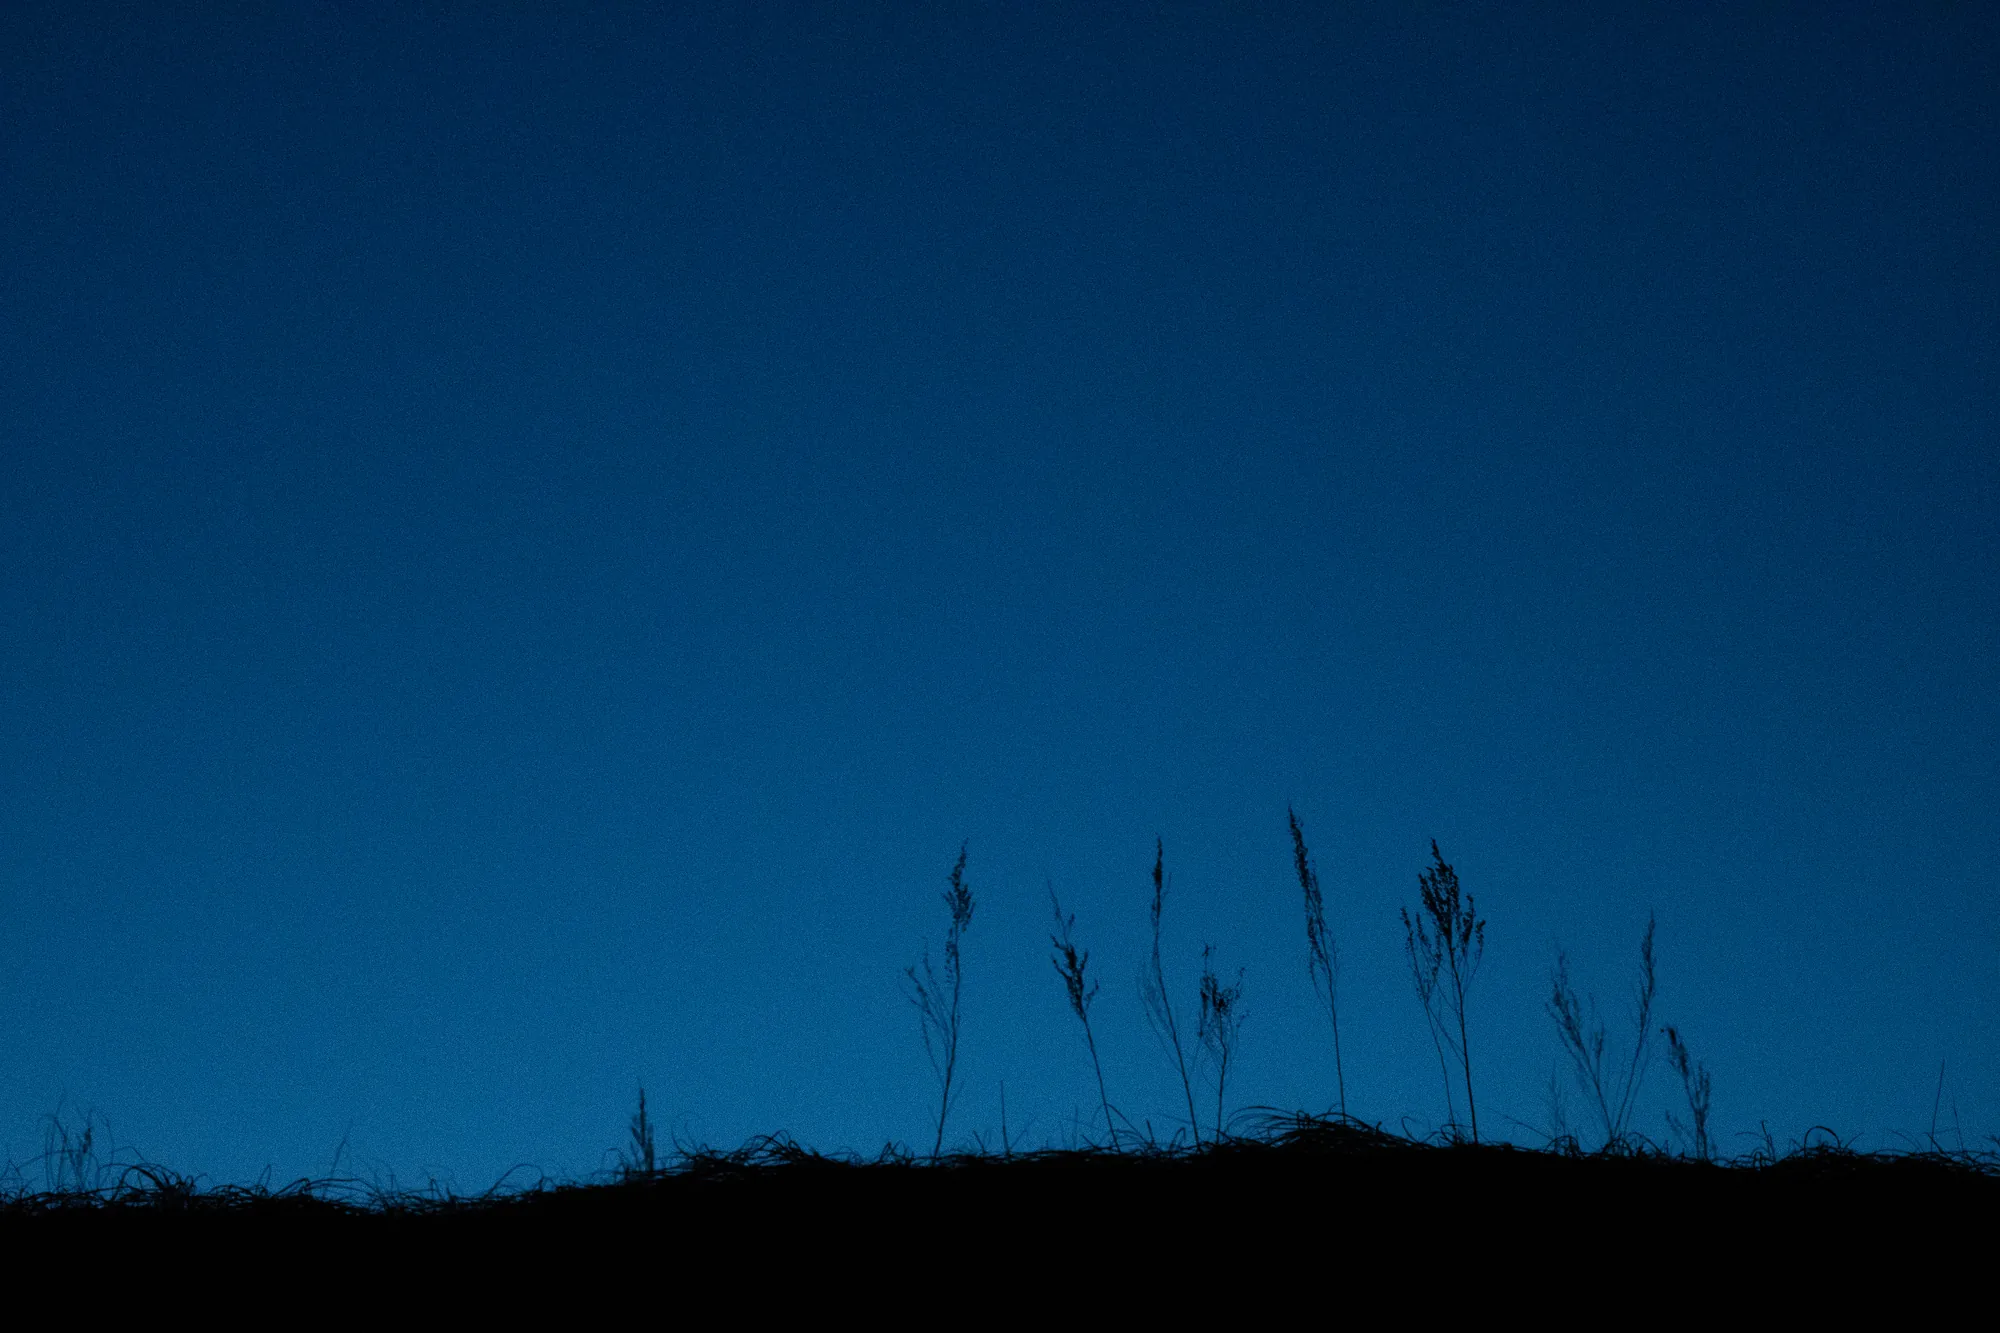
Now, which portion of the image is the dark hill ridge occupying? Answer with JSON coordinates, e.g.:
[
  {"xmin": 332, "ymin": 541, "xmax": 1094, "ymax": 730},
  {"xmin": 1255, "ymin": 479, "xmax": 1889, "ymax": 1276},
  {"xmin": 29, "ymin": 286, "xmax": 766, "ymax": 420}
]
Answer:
[
  {"xmin": 7, "ymin": 1117, "xmax": 1995, "ymax": 1270},
  {"xmin": 6, "ymin": 1128, "xmax": 1993, "ymax": 1317}
]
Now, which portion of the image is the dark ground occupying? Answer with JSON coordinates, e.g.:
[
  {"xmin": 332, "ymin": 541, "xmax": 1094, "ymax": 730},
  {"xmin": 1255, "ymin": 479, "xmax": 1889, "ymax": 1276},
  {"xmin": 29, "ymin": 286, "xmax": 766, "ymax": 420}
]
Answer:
[{"xmin": 6, "ymin": 1119, "xmax": 1992, "ymax": 1309}]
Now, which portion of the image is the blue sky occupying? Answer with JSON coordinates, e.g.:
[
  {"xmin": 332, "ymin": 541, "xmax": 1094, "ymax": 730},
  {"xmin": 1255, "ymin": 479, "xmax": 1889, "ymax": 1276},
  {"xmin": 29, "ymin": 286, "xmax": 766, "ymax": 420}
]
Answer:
[{"xmin": 2, "ymin": 3, "xmax": 1995, "ymax": 1186}]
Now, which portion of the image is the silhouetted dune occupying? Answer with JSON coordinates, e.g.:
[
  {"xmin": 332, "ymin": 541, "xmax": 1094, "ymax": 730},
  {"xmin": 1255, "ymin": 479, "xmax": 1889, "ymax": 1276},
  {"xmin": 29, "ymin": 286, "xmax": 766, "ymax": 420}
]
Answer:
[{"xmin": 8, "ymin": 1117, "xmax": 1992, "ymax": 1300}]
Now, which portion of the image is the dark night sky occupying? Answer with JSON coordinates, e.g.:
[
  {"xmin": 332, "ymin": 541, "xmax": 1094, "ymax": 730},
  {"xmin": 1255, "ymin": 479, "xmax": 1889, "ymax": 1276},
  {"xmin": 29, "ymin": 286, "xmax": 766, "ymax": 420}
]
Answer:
[{"xmin": 2, "ymin": 3, "xmax": 1995, "ymax": 1185}]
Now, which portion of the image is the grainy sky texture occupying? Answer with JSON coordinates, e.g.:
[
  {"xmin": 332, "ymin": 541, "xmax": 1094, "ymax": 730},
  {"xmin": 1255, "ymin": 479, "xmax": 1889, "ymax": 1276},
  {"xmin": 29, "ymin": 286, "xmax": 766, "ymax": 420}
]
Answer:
[{"xmin": 2, "ymin": 3, "xmax": 1995, "ymax": 1185}]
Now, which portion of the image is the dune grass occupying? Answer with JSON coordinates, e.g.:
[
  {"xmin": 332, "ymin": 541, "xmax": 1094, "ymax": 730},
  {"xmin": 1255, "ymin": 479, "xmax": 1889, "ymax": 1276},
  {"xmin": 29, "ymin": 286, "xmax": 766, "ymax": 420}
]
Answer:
[{"xmin": 5, "ymin": 821, "xmax": 1993, "ymax": 1262}]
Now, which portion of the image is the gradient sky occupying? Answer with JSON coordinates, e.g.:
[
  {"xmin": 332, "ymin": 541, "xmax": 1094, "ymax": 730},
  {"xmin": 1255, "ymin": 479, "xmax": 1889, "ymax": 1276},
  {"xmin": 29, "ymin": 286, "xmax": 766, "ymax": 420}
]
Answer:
[{"xmin": 3, "ymin": 3, "xmax": 1995, "ymax": 1187}]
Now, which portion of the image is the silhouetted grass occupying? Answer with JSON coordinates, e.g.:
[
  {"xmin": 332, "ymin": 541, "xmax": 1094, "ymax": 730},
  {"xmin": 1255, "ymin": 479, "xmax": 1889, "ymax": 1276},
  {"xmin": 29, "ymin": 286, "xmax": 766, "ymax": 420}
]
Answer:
[
  {"xmin": 1547, "ymin": 913, "xmax": 1659, "ymax": 1150},
  {"xmin": 9, "ymin": 829, "xmax": 1995, "ymax": 1293},
  {"xmin": 905, "ymin": 843, "xmax": 976, "ymax": 1160},
  {"xmin": 1049, "ymin": 885, "xmax": 1121, "ymax": 1149},
  {"xmin": 1289, "ymin": 806, "xmax": 1347, "ymax": 1117},
  {"xmin": 1403, "ymin": 840, "xmax": 1486, "ymax": 1140},
  {"xmin": 1139, "ymin": 839, "xmax": 1203, "ymax": 1146}
]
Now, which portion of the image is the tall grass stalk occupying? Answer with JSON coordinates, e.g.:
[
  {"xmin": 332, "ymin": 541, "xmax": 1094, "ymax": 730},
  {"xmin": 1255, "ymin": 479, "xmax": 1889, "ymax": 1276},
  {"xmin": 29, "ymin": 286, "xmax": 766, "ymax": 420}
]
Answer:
[
  {"xmin": 1542, "ymin": 1061, "xmax": 1576, "ymax": 1150},
  {"xmin": 1139, "ymin": 839, "xmax": 1202, "ymax": 1147},
  {"xmin": 1546, "ymin": 913, "xmax": 1658, "ymax": 1151},
  {"xmin": 625, "ymin": 1086, "xmax": 657, "ymax": 1178},
  {"xmin": 905, "ymin": 843, "xmax": 976, "ymax": 1160},
  {"xmin": 1662, "ymin": 1024, "xmax": 1713, "ymax": 1161},
  {"xmin": 1050, "ymin": 886, "xmax": 1119, "ymax": 1150},
  {"xmin": 37, "ymin": 1106, "xmax": 122, "ymax": 1196},
  {"xmin": 1288, "ymin": 807, "xmax": 1346, "ymax": 1118},
  {"xmin": 1402, "ymin": 841, "xmax": 1486, "ymax": 1142},
  {"xmin": 1197, "ymin": 944, "xmax": 1244, "ymax": 1142}
]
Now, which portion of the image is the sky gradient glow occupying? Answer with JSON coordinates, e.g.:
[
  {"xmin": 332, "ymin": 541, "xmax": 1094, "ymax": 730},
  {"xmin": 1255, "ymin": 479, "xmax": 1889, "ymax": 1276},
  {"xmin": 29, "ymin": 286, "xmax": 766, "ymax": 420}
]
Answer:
[{"xmin": 2, "ymin": 3, "xmax": 1995, "ymax": 1186}]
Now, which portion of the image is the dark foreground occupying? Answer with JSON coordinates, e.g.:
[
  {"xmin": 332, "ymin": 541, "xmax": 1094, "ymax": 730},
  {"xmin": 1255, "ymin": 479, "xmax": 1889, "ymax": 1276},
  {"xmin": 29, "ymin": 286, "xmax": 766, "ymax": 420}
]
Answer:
[{"xmin": 7, "ymin": 1119, "xmax": 1994, "ymax": 1306}]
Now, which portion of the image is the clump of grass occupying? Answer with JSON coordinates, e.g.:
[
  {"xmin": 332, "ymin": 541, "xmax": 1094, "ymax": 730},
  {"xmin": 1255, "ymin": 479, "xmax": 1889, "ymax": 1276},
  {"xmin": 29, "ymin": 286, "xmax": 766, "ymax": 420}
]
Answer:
[
  {"xmin": 622, "ymin": 1086, "xmax": 657, "ymax": 1178},
  {"xmin": 1546, "ymin": 913, "xmax": 1658, "ymax": 1151},
  {"xmin": 1138, "ymin": 839, "xmax": 1203, "ymax": 1147},
  {"xmin": 32, "ymin": 1106, "xmax": 130, "ymax": 1198},
  {"xmin": 45, "ymin": 1110, "xmax": 99, "ymax": 1196},
  {"xmin": 1538, "ymin": 1060, "xmax": 1580, "ymax": 1152},
  {"xmin": 1662, "ymin": 1025, "xmax": 1713, "ymax": 1161},
  {"xmin": 1402, "ymin": 841, "xmax": 1486, "ymax": 1142},
  {"xmin": 1197, "ymin": 944, "xmax": 1244, "ymax": 1142},
  {"xmin": 1050, "ymin": 886, "xmax": 1120, "ymax": 1150},
  {"xmin": 1288, "ymin": 807, "xmax": 1346, "ymax": 1118},
  {"xmin": 905, "ymin": 843, "xmax": 976, "ymax": 1160}
]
